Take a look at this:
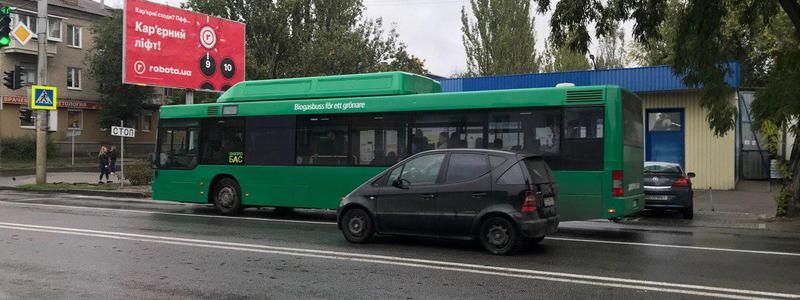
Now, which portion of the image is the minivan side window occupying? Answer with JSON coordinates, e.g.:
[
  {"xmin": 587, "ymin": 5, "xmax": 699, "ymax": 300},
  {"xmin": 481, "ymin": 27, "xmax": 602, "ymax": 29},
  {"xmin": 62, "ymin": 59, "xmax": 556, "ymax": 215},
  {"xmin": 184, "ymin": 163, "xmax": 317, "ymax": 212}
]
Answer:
[
  {"xmin": 496, "ymin": 163, "xmax": 526, "ymax": 185},
  {"xmin": 445, "ymin": 153, "xmax": 490, "ymax": 183},
  {"xmin": 399, "ymin": 154, "xmax": 446, "ymax": 185}
]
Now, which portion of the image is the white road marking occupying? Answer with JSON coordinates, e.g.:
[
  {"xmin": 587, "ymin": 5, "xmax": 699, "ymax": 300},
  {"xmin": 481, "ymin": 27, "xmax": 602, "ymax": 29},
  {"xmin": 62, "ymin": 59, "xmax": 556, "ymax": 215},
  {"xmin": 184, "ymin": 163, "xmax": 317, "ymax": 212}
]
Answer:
[
  {"xmin": 0, "ymin": 200, "xmax": 336, "ymax": 225},
  {"xmin": 1, "ymin": 200, "xmax": 800, "ymax": 258},
  {"xmin": 0, "ymin": 222, "xmax": 797, "ymax": 300},
  {"xmin": 547, "ymin": 237, "xmax": 800, "ymax": 257}
]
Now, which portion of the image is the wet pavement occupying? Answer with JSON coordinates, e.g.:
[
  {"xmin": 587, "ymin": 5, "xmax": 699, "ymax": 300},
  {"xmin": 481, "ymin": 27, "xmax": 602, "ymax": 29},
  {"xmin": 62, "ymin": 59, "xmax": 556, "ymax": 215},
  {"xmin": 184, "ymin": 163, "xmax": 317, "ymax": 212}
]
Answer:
[{"xmin": 0, "ymin": 190, "xmax": 799, "ymax": 299}]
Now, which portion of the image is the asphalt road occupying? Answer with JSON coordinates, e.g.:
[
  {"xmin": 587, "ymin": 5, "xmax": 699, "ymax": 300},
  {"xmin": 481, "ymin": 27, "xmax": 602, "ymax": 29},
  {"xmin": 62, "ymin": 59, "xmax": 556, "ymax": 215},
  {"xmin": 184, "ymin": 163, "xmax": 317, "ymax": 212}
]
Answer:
[{"xmin": 1, "ymin": 190, "xmax": 799, "ymax": 299}]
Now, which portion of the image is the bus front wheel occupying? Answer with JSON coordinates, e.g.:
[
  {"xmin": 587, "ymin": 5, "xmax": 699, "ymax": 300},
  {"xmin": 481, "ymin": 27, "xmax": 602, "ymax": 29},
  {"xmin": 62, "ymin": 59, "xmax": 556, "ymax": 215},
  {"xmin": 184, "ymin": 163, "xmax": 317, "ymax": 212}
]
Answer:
[{"xmin": 213, "ymin": 177, "xmax": 243, "ymax": 215}]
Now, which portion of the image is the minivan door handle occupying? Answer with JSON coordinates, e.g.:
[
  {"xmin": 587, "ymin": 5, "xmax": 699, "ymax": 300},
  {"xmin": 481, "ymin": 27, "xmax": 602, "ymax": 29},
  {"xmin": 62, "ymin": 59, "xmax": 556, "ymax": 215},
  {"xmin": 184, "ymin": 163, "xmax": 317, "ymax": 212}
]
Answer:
[
  {"xmin": 421, "ymin": 194, "xmax": 437, "ymax": 200},
  {"xmin": 471, "ymin": 192, "xmax": 488, "ymax": 198}
]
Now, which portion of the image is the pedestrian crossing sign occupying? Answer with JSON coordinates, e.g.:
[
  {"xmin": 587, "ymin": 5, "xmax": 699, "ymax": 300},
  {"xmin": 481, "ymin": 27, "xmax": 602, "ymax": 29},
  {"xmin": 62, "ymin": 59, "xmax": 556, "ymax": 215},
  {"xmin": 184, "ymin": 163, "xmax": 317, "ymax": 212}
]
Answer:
[{"xmin": 30, "ymin": 85, "xmax": 58, "ymax": 110}]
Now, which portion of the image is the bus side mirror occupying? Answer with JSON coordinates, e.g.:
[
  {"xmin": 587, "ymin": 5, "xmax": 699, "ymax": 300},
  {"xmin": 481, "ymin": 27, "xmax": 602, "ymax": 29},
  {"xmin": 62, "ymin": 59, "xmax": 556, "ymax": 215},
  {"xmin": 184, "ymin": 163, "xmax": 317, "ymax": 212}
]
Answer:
[{"xmin": 687, "ymin": 172, "xmax": 696, "ymax": 178}]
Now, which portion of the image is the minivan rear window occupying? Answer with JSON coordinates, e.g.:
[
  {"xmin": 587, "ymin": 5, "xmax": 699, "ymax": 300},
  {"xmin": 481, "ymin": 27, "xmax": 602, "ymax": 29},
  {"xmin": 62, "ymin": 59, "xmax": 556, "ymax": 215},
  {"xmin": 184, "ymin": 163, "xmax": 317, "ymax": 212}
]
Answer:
[{"xmin": 522, "ymin": 157, "xmax": 552, "ymax": 184}]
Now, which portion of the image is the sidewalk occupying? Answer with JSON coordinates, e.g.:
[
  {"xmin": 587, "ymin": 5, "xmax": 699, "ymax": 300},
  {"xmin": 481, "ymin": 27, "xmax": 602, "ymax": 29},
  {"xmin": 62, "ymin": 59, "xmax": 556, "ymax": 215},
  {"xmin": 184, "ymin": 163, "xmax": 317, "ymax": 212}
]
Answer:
[
  {"xmin": 0, "ymin": 172, "xmax": 151, "ymax": 198},
  {"xmin": 622, "ymin": 180, "xmax": 800, "ymax": 232}
]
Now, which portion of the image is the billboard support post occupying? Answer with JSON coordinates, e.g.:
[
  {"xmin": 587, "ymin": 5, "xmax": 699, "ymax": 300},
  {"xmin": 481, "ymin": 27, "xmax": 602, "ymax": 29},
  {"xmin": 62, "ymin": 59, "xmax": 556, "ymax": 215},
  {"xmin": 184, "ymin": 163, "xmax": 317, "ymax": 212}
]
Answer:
[{"xmin": 186, "ymin": 89, "xmax": 193, "ymax": 105}]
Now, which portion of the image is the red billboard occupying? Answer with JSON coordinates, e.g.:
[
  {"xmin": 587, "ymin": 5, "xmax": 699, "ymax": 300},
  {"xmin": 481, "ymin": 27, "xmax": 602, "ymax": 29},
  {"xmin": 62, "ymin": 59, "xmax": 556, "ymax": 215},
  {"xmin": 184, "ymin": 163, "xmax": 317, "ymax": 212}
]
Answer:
[{"xmin": 123, "ymin": 0, "xmax": 245, "ymax": 92}]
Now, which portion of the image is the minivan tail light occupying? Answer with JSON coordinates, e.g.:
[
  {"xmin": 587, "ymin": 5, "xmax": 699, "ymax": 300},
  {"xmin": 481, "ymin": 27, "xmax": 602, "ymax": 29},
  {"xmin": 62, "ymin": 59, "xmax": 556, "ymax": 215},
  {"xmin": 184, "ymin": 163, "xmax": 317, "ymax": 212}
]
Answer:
[
  {"xmin": 672, "ymin": 176, "xmax": 690, "ymax": 187},
  {"xmin": 521, "ymin": 191, "xmax": 537, "ymax": 213},
  {"xmin": 612, "ymin": 170, "xmax": 624, "ymax": 197}
]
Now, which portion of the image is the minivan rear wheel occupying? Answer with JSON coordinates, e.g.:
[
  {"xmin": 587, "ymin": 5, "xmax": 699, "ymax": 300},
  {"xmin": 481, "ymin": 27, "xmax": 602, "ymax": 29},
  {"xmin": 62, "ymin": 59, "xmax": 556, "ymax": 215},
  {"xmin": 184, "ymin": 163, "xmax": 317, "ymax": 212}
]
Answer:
[
  {"xmin": 341, "ymin": 208, "xmax": 375, "ymax": 243},
  {"xmin": 479, "ymin": 216, "xmax": 522, "ymax": 255}
]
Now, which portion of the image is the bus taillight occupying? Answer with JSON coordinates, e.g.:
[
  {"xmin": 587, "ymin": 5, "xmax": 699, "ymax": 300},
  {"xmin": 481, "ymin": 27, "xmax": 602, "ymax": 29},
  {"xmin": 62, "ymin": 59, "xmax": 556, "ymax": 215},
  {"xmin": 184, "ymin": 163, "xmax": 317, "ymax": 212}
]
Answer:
[{"xmin": 612, "ymin": 170, "xmax": 624, "ymax": 197}]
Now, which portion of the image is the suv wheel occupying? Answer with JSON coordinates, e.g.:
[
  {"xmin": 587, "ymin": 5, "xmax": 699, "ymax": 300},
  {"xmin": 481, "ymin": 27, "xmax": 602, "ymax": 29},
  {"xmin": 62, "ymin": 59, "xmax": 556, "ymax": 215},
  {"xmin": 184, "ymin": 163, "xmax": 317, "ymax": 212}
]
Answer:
[
  {"xmin": 213, "ymin": 178, "xmax": 243, "ymax": 215},
  {"xmin": 341, "ymin": 208, "xmax": 375, "ymax": 243},
  {"xmin": 479, "ymin": 216, "xmax": 522, "ymax": 255}
]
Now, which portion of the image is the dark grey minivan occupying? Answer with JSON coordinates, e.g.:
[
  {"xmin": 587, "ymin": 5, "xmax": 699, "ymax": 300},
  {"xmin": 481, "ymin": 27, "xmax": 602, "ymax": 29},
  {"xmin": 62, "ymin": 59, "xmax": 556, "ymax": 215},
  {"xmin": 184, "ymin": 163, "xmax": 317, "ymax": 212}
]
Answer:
[{"xmin": 337, "ymin": 149, "xmax": 559, "ymax": 255}]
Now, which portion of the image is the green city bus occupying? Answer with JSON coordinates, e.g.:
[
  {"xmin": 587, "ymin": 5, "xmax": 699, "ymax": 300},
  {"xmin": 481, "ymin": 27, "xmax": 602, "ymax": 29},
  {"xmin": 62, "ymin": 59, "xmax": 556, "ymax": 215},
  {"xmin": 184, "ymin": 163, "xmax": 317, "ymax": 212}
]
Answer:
[{"xmin": 153, "ymin": 72, "xmax": 644, "ymax": 221}]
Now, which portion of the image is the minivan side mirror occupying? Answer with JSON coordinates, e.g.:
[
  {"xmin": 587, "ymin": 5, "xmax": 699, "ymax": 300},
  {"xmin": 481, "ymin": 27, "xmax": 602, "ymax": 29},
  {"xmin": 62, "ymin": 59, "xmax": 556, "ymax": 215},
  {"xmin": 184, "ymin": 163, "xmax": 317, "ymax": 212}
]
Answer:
[
  {"xmin": 392, "ymin": 178, "xmax": 410, "ymax": 189},
  {"xmin": 687, "ymin": 172, "xmax": 696, "ymax": 178}
]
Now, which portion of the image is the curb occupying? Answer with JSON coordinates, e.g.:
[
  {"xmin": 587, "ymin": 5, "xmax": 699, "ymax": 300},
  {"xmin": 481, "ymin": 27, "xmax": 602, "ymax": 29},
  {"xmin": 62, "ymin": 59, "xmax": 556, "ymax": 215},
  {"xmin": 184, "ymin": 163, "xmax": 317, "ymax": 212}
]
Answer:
[{"xmin": 0, "ymin": 186, "xmax": 151, "ymax": 199}]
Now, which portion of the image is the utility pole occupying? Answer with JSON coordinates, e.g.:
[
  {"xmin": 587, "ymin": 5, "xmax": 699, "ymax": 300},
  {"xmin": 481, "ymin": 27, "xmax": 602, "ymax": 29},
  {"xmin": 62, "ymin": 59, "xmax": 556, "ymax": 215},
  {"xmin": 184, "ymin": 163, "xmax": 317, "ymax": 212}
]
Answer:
[{"xmin": 35, "ymin": 0, "xmax": 47, "ymax": 184}]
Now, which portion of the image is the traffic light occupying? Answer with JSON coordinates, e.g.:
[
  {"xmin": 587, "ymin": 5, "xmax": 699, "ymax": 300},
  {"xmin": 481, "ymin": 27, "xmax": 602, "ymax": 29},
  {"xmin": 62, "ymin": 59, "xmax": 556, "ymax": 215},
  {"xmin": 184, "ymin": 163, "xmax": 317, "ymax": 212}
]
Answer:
[
  {"xmin": 0, "ymin": 6, "xmax": 11, "ymax": 48},
  {"xmin": 18, "ymin": 108, "xmax": 32, "ymax": 124},
  {"xmin": 3, "ymin": 65, "xmax": 23, "ymax": 90}
]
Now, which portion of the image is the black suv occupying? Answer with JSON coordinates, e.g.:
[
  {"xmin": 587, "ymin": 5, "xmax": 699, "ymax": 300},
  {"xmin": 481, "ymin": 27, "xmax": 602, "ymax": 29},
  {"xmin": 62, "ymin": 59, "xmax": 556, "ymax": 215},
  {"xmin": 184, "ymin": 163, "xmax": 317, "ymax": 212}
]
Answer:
[{"xmin": 337, "ymin": 149, "xmax": 559, "ymax": 255}]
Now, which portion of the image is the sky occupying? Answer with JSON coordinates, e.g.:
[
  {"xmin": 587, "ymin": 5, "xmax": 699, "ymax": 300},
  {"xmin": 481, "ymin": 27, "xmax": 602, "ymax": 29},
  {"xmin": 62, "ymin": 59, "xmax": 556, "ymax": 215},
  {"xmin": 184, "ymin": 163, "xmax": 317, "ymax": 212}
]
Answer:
[{"xmin": 105, "ymin": 0, "xmax": 622, "ymax": 77}]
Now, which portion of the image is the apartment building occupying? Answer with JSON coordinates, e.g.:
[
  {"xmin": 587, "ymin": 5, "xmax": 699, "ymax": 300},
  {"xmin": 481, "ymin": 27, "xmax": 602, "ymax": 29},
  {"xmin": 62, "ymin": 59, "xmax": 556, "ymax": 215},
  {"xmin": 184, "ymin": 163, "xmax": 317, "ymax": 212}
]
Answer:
[{"xmin": 0, "ymin": 0, "xmax": 160, "ymax": 157}]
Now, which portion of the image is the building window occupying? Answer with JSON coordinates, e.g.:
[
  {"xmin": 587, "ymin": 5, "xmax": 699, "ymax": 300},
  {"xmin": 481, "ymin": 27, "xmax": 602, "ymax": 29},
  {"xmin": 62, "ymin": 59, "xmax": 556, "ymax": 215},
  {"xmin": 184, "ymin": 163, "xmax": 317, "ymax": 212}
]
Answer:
[
  {"xmin": 67, "ymin": 67, "xmax": 81, "ymax": 89},
  {"xmin": 48, "ymin": 18, "xmax": 62, "ymax": 41},
  {"xmin": 12, "ymin": 13, "xmax": 37, "ymax": 33},
  {"xmin": 141, "ymin": 112, "xmax": 152, "ymax": 132},
  {"xmin": 68, "ymin": 110, "xmax": 82, "ymax": 129},
  {"xmin": 66, "ymin": 25, "xmax": 81, "ymax": 48},
  {"xmin": 18, "ymin": 63, "xmax": 36, "ymax": 85}
]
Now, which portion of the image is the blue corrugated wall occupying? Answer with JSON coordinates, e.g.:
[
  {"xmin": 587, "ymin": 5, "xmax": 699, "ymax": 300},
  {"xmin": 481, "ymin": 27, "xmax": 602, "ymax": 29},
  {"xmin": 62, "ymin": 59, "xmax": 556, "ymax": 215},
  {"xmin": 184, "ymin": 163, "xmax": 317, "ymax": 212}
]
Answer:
[{"xmin": 439, "ymin": 63, "xmax": 740, "ymax": 93}]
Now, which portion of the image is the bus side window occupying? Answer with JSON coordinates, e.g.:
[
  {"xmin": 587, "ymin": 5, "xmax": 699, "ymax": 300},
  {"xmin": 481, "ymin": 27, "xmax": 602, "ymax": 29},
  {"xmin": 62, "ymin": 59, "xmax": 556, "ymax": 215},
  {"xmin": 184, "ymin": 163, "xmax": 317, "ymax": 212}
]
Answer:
[
  {"xmin": 488, "ymin": 110, "xmax": 561, "ymax": 155},
  {"xmin": 296, "ymin": 116, "xmax": 350, "ymax": 165},
  {"xmin": 562, "ymin": 107, "xmax": 604, "ymax": 170},
  {"xmin": 201, "ymin": 118, "xmax": 245, "ymax": 165},
  {"xmin": 246, "ymin": 116, "xmax": 296, "ymax": 166}
]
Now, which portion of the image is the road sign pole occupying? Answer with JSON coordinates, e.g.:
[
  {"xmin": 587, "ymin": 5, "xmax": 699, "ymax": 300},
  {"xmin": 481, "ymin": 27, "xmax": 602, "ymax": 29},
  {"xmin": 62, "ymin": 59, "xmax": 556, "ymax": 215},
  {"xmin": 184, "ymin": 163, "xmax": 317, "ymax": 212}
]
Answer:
[
  {"xmin": 71, "ymin": 132, "xmax": 74, "ymax": 166},
  {"xmin": 35, "ymin": 0, "xmax": 48, "ymax": 184},
  {"xmin": 120, "ymin": 120, "xmax": 124, "ymax": 188}
]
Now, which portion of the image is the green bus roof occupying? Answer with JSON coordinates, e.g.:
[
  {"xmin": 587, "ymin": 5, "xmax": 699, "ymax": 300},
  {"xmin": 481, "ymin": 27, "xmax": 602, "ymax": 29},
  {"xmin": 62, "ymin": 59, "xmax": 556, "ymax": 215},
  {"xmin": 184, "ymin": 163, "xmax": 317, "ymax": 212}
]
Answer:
[
  {"xmin": 217, "ymin": 72, "xmax": 441, "ymax": 103},
  {"xmin": 161, "ymin": 84, "xmax": 627, "ymax": 120}
]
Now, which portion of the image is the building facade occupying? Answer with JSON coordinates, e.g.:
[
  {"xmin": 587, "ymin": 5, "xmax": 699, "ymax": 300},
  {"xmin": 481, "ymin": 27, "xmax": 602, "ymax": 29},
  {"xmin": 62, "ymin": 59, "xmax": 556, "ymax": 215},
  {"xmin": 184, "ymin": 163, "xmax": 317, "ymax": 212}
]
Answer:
[
  {"xmin": 0, "ymin": 0, "xmax": 159, "ymax": 157},
  {"xmin": 440, "ymin": 64, "xmax": 742, "ymax": 190}
]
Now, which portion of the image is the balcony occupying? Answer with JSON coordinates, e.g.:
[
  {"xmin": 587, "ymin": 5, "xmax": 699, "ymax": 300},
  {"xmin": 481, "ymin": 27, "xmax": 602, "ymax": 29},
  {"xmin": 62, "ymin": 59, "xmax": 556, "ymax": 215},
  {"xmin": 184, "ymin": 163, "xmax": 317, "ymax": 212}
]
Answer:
[{"xmin": 1, "ymin": 36, "xmax": 58, "ymax": 57}]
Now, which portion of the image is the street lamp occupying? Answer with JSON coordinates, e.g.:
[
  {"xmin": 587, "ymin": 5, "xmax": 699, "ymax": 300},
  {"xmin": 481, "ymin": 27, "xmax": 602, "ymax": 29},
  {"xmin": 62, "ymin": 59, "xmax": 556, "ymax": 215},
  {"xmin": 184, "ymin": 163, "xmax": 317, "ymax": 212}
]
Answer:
[{"xmin": 589, "ymin": 54, "xmax": 597, "ymax": 70}]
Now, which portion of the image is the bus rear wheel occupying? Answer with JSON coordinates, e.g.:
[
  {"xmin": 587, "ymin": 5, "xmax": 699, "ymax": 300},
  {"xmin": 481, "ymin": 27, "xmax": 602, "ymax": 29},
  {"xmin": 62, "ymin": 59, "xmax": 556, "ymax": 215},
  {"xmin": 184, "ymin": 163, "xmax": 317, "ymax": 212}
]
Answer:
[{"xmin": 213, "ymin": 177, "xmax": 243, "ymax": 215}]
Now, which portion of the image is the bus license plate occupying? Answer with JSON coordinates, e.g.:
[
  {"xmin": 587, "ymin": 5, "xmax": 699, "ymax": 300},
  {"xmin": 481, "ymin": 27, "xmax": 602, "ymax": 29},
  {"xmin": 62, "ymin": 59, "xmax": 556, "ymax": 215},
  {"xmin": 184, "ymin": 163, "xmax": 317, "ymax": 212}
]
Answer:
[
  {"xmin": 645, "ymin": 195, "xmax": 669, "ymax": 201},
  {"xmin": 543, "ymin": 197, "xmax": 555, "ymax": 207}
]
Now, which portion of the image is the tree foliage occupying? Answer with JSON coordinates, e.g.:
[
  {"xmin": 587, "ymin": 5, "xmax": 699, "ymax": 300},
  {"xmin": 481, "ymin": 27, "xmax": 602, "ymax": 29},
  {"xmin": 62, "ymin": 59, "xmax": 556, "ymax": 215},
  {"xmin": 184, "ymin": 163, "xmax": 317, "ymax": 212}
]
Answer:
[
  {"xmin": 86, "ymin": 10, "xmax": 152, "ymax": 129},
  {"xmin": 184, "ymin": 0, "xmax": 427, "ymax": 79},
  {"xmin": 533, "ymin": 0, "xmax": 800, "ymax": 216},
  {"xmin": 460, "ymin": 0, "xmax": 539, "ymax": 76},
  {"xmin": 594, "ymin": 21, "xmax": 627, "ymax": 69},
  {"xmin": 540, "ymin": 40, "xmax": 591, "ymax": 72}
]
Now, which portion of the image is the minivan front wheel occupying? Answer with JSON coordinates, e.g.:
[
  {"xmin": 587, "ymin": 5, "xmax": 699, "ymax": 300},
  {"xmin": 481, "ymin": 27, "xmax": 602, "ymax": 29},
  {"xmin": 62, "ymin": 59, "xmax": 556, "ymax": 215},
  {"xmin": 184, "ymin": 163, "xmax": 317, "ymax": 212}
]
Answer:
[
  {"xmin": 341, "ymin": 208, "xmax": 375, "ymax": 243},
  {"xmin": 479, "ymin": 216, "xmax": 522, "ymax": 255}
]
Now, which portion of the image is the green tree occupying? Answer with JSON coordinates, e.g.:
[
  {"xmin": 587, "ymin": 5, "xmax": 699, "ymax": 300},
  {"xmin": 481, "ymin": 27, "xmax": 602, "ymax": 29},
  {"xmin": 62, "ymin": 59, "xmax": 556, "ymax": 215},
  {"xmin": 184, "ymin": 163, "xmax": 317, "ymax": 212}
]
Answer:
[
  {"xmin": 540, "ymin": 40, "xmax": 591, "ymax": 72},
  {"xmin": 374, "ymin": 44, "xmax": 430, "ymax": 75},
  {"xmin": 184, "ymin": 0, "xmax": 426, "ymax": 79},
  {"xmin": 86, "ymin": 10, "xmax": 152, "ymax": 128},
  {"xmin": 594, "ymin": 21, "xmax": 627, "ymax": 69},
  {"xmin": 533, "ymin": 0, "xmax": 800, "ymax": 216},
  {"xmin": 460, "ymin": 0, "xmax": 539, "ymax": 76}
]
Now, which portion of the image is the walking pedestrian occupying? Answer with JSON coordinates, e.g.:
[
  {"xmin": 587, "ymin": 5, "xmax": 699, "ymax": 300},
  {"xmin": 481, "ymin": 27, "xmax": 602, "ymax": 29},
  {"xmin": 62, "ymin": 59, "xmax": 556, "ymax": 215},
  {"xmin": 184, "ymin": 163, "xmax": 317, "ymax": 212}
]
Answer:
[
  {"xmin": 98, "ymin": 146, "xmax": 111, "ymax": 184},
  {"xmin": 109, "ymin": 145, "xmax": 119, "ymax": 178}
]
